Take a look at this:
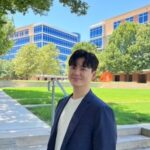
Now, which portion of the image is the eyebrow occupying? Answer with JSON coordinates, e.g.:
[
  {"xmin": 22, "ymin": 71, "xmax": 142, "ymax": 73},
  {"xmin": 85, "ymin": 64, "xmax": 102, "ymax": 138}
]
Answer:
[{"xmin": 70, "ymin": 65, "xmax": 89, "ymax": 69}]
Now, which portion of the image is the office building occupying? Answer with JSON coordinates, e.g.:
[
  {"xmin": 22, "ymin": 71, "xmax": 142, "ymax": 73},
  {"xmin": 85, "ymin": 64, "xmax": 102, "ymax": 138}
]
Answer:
[
  {"xmin": 90, "ymin": 4, "xmax": 150, "ymax": 50},
  {"xmin": 2, "ymin": 23, "xmax": 80, "ymax": 71}
]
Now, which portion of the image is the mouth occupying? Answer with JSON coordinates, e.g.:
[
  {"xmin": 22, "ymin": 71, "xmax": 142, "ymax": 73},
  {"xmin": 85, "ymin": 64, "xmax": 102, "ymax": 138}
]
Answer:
[{"xmin": 72, "ymin": 77, "xmax": 81, "ymax": 81}]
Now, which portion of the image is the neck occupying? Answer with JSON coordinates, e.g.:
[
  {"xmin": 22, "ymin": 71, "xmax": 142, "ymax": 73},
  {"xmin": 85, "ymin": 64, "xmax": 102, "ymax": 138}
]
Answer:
[{"xmin": 72, "ymin": 86, "xmax": 90, "ymax": 99}]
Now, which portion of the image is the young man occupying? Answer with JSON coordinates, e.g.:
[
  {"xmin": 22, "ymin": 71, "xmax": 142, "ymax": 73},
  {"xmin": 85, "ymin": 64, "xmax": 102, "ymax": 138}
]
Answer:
[{"xmin": 47, "ymin": 49, "xmax": 117, "ymax": 150}]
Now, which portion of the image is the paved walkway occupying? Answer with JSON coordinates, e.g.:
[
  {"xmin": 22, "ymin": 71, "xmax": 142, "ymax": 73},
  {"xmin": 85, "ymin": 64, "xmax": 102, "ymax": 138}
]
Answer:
[{"xmin": 0, "ymin": 91, "xmax": 50, "ymax": 150}]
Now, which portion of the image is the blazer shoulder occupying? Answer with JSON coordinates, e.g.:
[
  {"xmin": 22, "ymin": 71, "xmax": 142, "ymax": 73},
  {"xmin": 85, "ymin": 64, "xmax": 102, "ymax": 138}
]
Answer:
[
  {"xmin": 89, "ymin": 92, "xmax": 112, "ymax": 110},
  {"xmin": 56, "ymin": 95, "xmax": 70, "ymax": 108}
]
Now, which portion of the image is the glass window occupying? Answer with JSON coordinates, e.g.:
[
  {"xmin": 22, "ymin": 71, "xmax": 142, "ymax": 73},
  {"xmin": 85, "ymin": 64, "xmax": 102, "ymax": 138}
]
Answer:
[
  {"xmin": 34, "ymin": 25, "xmax": 42, "ymax": 33},
  {"xmin": 13, "ymin": 29, "xmax": 29, "ymax": 38},
  {"xmin": 57, "ymin": 46, "xmax": 71, "ymax": 55},
  {"xmin": 43, "ymin": 42, "xmax": 48, "ymax": 46},
  {"xmin": 90, "ymin": 38, "xmax": 103, "ymax": 48},
  {"xmin": 15, "ymin": 37, "xmax": 30, "ymax": 45},
  {"xmin": 139, "ymin": 12, "xmax": 148, "ymax": 24},
  {"xmin": 59, "ymin": 54, "xmax": 67, "ymax": 61},
  {"xmin": 43, "ymin": 25, "xmax": 79, "ymax": 42},
  {"xmin": 25, "ymin": 29, "xmax": 29, "ymax": 35},
  {"xmin": 90, "ymin": 26, "xmax": 103, "ymax": 38},
  {"xmin": 43, "ymin": 34, "xmax": 74, "ymax": 48},
  {"xmin": 34, "ymin": 34, "xmax": 42, "ymax": 42},
  {"xmin": 114, "ymin": 21, "xmax": 121, "ymax": 29},
  {"xmin": 35, "ymin": 42, "xmax": 42, "ymax": 48},
  {"xmin": 126, "ymin": 17, "xmax": 134, "ymax": 22}
]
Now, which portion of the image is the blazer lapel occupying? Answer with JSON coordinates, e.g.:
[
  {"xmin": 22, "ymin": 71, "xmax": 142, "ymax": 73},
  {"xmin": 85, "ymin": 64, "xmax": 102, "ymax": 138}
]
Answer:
[{"xmin": 61, "ymin": 90, "xmax": 93, "ymax": 150}]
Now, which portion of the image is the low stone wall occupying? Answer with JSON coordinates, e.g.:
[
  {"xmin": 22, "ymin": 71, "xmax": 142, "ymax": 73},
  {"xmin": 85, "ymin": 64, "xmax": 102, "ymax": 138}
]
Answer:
[
  {"xmin": 99, "ymin": 82, "xmax": 150, "ymax": 88},
  {"xmin": 0, "ymin": 80, "xmax": 48, "ymax": 88},
  {"xmin": 1, "ymin": 80, "xmax": 150, "ymax": 89},
  {"xmin": 0, "ymin": 80, "xmax": 101, "ymax": 88}
]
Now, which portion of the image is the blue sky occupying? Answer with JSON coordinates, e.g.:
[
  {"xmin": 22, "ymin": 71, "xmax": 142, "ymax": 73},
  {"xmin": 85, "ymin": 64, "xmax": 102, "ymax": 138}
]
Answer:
[{"xmin": 11, "ymin": 0, "xmax": 150, "ymax": 41}]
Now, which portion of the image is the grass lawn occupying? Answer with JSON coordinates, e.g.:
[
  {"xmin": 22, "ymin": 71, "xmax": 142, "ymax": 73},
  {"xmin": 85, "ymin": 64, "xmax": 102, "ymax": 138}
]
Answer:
[{"xmin": 3, "ymin": 87, "xmax": 150, "ymax": 125}]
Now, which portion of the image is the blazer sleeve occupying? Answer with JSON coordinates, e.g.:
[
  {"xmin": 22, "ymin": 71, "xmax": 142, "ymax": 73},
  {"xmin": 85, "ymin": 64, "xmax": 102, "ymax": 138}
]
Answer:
[{"xmin": 93, "ymin": 106, "xmax": 117, "ymax": 150}]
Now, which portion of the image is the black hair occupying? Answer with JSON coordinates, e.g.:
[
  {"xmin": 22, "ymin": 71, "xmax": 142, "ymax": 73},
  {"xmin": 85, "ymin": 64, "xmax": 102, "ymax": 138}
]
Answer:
[{"xmin": 68, "ymin": 49, "xmax": 99, "ymax": 71}]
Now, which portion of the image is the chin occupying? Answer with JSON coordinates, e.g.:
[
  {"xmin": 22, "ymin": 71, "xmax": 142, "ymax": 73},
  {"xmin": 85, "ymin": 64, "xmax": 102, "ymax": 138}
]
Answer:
[{"xmin": 71, "ymin": 82, "xmax": 82, "ymax": 87}]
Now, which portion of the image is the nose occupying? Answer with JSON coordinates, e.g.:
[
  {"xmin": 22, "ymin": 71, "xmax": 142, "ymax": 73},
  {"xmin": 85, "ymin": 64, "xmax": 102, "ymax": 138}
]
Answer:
[{"xmin": 73, "ymin": 68, "xmax": 81, "ymax": 75}]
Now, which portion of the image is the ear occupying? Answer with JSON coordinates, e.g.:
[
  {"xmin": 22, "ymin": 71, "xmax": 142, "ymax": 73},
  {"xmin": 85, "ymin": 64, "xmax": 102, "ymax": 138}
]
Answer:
[{"xmin": 92, "ymin": 71, "xmax": 96, "ymax": 81}]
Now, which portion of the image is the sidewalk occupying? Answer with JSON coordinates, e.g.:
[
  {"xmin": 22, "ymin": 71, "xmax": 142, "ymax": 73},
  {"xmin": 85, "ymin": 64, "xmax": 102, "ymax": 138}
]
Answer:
[{"xmin": 0, "ymin": 91, "xmax": 50, "ymax": 150}]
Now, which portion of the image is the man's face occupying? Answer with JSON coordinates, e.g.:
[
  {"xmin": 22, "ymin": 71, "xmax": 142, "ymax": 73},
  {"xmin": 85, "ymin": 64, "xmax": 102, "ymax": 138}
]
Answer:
[{"xmin": 68, "ymin": 58, "xmax": 96, "ymax": 88}]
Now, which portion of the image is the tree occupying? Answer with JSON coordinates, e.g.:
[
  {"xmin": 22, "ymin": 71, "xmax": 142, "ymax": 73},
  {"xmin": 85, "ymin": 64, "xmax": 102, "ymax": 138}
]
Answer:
[
  {"xmin": 129, "ymin": 24, "xmax": 150, "ymax": 70},
  {"xmin": 0, "ymin": 60, "xmax": 15, "ymax": 79},
  {"xmin": 0, "ymin": 0, "xmax": 88, "ymax": 26},
  {"xmin": 72, "ymin": 42, "xmax": 100, "ymax": 62},
  {"xmin": 37, "ymin": 43, "xmax": 60, "ymax": 75},
  {"xmin": 100, "ymin": 22, "xmax": 150, "ymax": 80},
  {"xmin": 13, "ymin": 44, "xmax": 39, "ymax": 79},
  {"xmin": 72, "ymin": 42, "xmax": 98, "ymax": 53},
  {"xmin": 0, "ymin": 16, "xmax": 15, "ymax": 55}
]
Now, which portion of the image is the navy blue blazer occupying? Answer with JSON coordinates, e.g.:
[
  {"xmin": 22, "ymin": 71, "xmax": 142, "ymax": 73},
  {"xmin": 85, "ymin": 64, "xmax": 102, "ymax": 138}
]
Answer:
[{"xmin": 47, "ymin": 90, "xmax": 117, "ymax": 150}]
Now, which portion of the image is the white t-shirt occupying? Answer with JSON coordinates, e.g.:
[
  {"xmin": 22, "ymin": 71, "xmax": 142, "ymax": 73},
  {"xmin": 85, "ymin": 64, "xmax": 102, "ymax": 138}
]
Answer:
[{"xmin": 54, "ymin": 97, "xmax": 83, "ymax": 150}]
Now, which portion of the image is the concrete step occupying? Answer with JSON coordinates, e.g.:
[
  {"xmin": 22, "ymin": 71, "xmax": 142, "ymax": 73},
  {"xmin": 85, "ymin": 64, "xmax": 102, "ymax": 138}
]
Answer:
[
  {"xmin": 0, "ymin": 133, "xmax": 49, "ymax": 150},
  {"xmin": 117, "ymin": 124, "xmax": 150, "ymax": 136},
  {"xmin": 0, "ymin": 144, "xmax": 47, "ymax": 150},
  {"xmin": 117, "ymin": 124, "xmax": 150, "ymax": 150},
  {"xmin": 117, "ymin": 135, "xmax": 150, "ymax": 150},
  {"xmin": 0, "ymin": 127, "xmax": 50, "ymax": 149},
  {"xmin": 142, "ymin": 127, "xmax": 150, "ymax": 137},
  {"xmin": 134, "ymin": 148, "xmax": 150, "ymax": 150},
  {"xmin": 0, "ymin": 127, "xmax": 50, "ymax": 138},
  {"xmin": 118, "ymin": 125, "xmax": 141, "ymax": 136}
]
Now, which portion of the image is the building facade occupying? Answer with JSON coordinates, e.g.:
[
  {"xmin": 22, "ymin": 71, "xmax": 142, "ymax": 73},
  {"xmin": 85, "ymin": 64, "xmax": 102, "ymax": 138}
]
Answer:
[
  {"xmin": 90, "ymin": 4, "xmax": 150, "ymax": 49},
  {"xmin": 2, "ymin": 23, "xmax": 80, "ymax": 72},
  {"xmin": 113, "ymin": 70, "xmax": 150, "ymax": 83}
]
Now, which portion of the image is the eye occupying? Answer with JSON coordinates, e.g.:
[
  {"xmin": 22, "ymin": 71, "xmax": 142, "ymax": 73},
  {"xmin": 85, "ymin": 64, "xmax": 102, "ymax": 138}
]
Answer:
[
  {"xmin": 81, "ymin": 67, "xmax": 86, "ymax": 71},
  {"xmin": 70, "ymin": 66, "xmax": 76, "ymax": 69}
]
